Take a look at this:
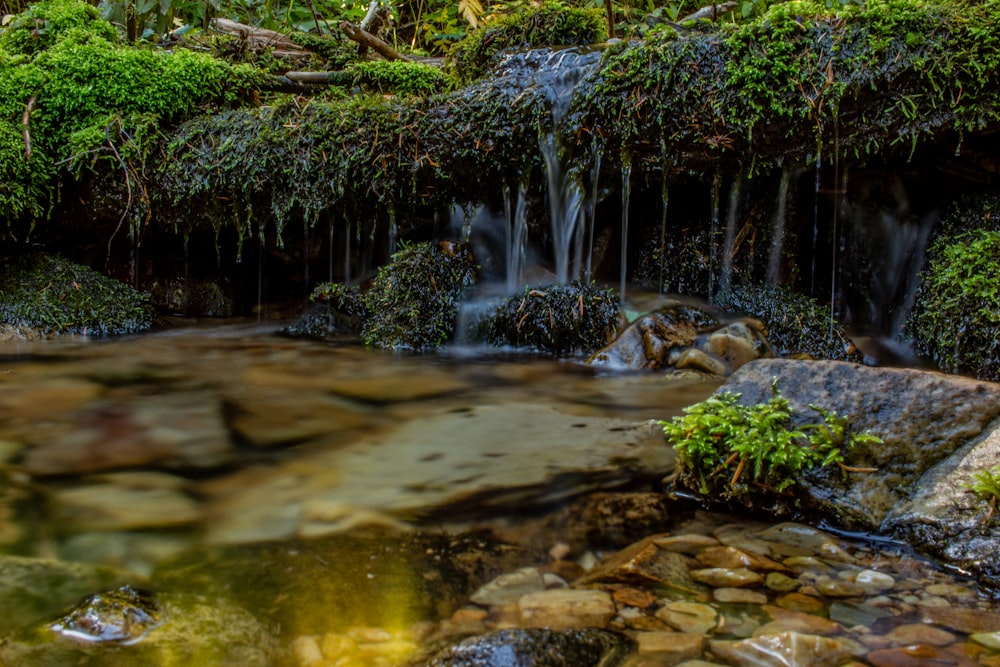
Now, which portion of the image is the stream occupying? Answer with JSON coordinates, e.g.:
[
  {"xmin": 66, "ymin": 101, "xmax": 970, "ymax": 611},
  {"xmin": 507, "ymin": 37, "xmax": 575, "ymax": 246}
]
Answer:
[{"xmin": 1, "ymin": 321, "xmax": 999, "ymax": 666}]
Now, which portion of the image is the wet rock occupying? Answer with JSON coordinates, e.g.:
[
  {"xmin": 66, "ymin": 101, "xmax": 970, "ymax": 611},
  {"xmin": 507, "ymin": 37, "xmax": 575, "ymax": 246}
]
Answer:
[
  {"xmin": 690, "ymin": 568, "xmax": 763, "ymax": 588},
  {"xmin": 223, "ymin": 390, "xmax": 372, "ymax": 448},
  {"xmin": 519, "ymin": 589, "xmax": 616, "ymax": 630},
  {"xmin": 709, "ymin": 631, "xmax": 856, "ymax": 667},
  {"xmin": 854, "ymin": 570, "xmax": 896, "ymax": 595},
  {"xmin": 0, "ymin": 555, "xmax": 132, "ymax": 634},
  {"xmin": 884, "ymin": 623, "xmax": 955, "ymax": 646},
  {"xmin": 654, "ymin": 534, "xmax": 721, "ymax": 554},
  {"xmin": 828, "ymin": 601, "xmax": 893, "ymax": 628},
  {"xmin": 21, "ymin": 391, "xmax": 234, "ymax": 476},
  {"xmin": 695, "ymin": 546, "xmax": 788, "ymax": 573},
  {"xmin": 672, "ymin": 348, "xmax": 729, "ymax": 376},
  {"xmin": 656, "ymin": 601, "xmax": 719, "ymax": 634},
  {"xmin": 201, "ymin": 404, "xmax": 672, "ymax": 544},
  {"xmin": 420, "ymin": 627, "xmax": 633, "ymax": 667},
  {"xmin": 1, "ymin": 590, "xmax": 285, "ymax": 666},
  {"xmin": 719, "ymin": 360, "xmax": 1000, "ymax": 538},
  {"xmin": 147, "ymin": 277, "xmax": 234, "ymax": 317},
  {"xmin": 867, "ymin": 644, "xmax": 979, "ymax": 667},
  {"xmin": 922, "ymin": 606, "xmax": 1000, "ymax": 634},
  {"xmin": 635, "ymin": 631, "xmax": 705, "ymax": 661},
  {"xmin": 587, "ymin": 306, "xmax": 709, "ymax": 370},
  {"xmin": 50, "ymin": 472, "xmax": 199, "ymax": 532},
  {"xmin": 764, "ymin": 573, "xmax": 800, "ymax": 593},
  {"xmin": 704, "ymin": 320, "xmax": 774, "ymax": 371},
  {"xmin": 714, "ymin": 588, "xmax": 768, "ymax": 604},
  {"xmin": 153, "ymin": 530, "xmax": 538, "ymax": 636},
  {"xmin": 469, "ymin": 567, "xmax": 546, "ymax": 607},
  {"xmin": 576, "ymin": 535, "xmax": 698, "ymax": 589}
]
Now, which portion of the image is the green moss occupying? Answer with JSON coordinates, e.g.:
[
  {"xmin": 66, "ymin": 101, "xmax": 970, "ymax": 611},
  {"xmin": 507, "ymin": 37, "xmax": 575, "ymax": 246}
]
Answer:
[
  {"xmin": 0, "ymin": 0, "xmax": 117, "ymax": 56},
  {"xmin": 0, "ymin": 252, "xmax": 154, "ymax": 335},
  {"xmin": 449, "ymin": 2, "xmax": 607, "ymax": 83},
  {"xmin": 347, "ymin": 60, "xmax": 453, "ymax": 97},
  {"xmin": 360, "ymin": 241, "xmax": 478, "ymax": 351},
  {"xmin": 719, "ymin": 284, "xmax": 861, "ymax": 362},
  {"xmin": 908, "ymin": 225, "xmax": 1000, "ymax": 381},
  {"xmin": 481, "ymin": 281, "xmax": 621, "ymax": 356}
]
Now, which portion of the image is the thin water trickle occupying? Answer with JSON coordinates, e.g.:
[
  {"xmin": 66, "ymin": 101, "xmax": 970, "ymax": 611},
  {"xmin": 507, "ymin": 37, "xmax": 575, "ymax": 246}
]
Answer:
[
  {"xmin": 505, "ymin": 181, "xmax": 530, "ymax": 292},
  {"xmin": 619, "ymin": 160, "xmax": 632, "ymax": 303},
  {"xmin": 343, "ymin": 220, "xmax": 352, "ymax": 285},
  {"xmin": 811, "ymin": 151, "xmax": 822, "ymax": 295},
  {"xmin": 718, "ymin": 174, "xmax": 742, "ymax": 297},
  {"xmin": 658, "ymin": 175, "xmax": 669, "ymax": 295},
  {"xmin": 708, "ymin": 172, "xmax": 721, "ymax": 302},
  {"xmin": 767, "ymin": 169, "xmax": 791, "ymax": 285},
  {"xmin": 583, "ymin": 145, "xmax": 602, "ymax": 283}
]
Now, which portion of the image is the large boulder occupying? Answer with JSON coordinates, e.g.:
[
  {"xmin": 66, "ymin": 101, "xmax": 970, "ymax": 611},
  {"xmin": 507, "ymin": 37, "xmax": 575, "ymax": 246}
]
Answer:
[{"xmin": 714, "ymin": 358, "xmax": 1000, "ymax": 586}]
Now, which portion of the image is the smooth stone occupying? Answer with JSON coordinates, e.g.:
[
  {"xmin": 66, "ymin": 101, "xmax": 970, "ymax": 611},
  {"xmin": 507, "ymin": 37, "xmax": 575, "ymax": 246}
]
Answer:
[
  {"xmin": 721, "ymin": 612, "xmax": 761, "ymax": 638},
  {"xmin": 690, "ymin": 568, "xmax": 763, "ymax": 588},
  {"xmin": 424, "ymin": 628, "xmax": 633, "ymax": 667},
  {"xmin": 854, "ymin": 569, "xmax": 896, "ymax": 595},
  {"xmin": 612, "ymin": 588, "xmax": 658, "ymax": 609},
  {"xmin": 971, "ymin": 631, "xmax": 1000, "ymax": 650},
  {"xmin": 814, "ymin": 577, "xmax": 866, "ymax": 598},
  {"xmin": 51, "ymin": 482, "xmax": 200, "ymax": 532},
  {"xmin": 782, "ymin": 557, "xmax": 834, "ymax": 573},
  {"xmin": 469, "ymin": 567, "xmax": 546, "ymax": 607},
  {"xmin": 518, "ymin": 589, "xmax": 616, "ymax": 631},
  {"xmin": 577, "ymin": 536, "xmax": 697, "ymax": 590},
  {"xmin": 710, "ymin": 631, "xmax": 855, "ymax": 667},
  {"xmin": 675, "ymin": 662, "xmax": 728, "ymax": 667},
  {"xmin": 705, "ymin": 321, "xmax": 774, "ymax": 373},
  {"xmin": 714, "ymin": 525, "xmax": 779, "ymax": 557},
  {"xmin": 763, "ymin": 606, "xmax": 842, "ymax": 636},
  {"xmin": 764, "ymin": 572, "xmax": 800, "ymax": 593},
  {"xmin": 713, "ymin": 587, "xmax": 768, "ymax": 604},
  {"xmin": 885, "ymin": 623, "xmax": 955, "ymax": 646},
  {"xmin": 673, "ymin": 348, "xmax": 728, "ymax": 376},
  {"xmin": 868, "ymin": 644, "xmax": 980, "ymax": 667},
  {"xmin": 758, "ymin": 523, "xmax": 844, "ymax": 555},
  {"xmin": 774, "ymin": 593, "xmax": 825, "ymax": 614},
  {"xmin": 923, "ymin": 606, "xmax": 1000, "ymax": 634},
  {"xmin": 635, "ymin": 631, "xmax": 705, "ymax": 660},
  {"xmin": 696, "ymin": 546, "xmax": 788, "ymax": 572},
  {"xmin": 655, "ymin": 601, "xmax": 719, "ymax": 635},
  {"xmin": 653, "ymin": 534, "xmax": 720, "ymax": 554},
  {"xmin": 828, "ymin": 601, "xmax": 894, "ymax": 628},
  {"xmin": 924, "ymin": 583, "xmax": 973, "ymax": 599}
]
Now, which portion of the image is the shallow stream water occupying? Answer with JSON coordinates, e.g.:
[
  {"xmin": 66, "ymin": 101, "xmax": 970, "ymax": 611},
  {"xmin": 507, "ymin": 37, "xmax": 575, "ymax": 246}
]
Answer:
[{"xmin": 1, "ymin": 322, "xmax": 999, "ymax": 666}]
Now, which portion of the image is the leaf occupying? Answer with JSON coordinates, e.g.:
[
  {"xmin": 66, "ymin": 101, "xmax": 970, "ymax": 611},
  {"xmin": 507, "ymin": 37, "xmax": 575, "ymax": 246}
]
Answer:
[{"xmin": 458, "ymin": 0, "xmax": 483, "ymax": 29}]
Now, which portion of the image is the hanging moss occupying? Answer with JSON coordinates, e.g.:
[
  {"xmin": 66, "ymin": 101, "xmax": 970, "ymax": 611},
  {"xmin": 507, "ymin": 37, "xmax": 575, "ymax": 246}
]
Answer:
[
  {"xmin": 449, "ymin": 2, "xmax": 607, "ymax": 83},
  {"xmin": 0, "ymin": 252, "xmax": 154, "ymax": 336},
  {"xmin": 907, "ymin": 195, "xmax": 1000, "ymax": 381},
  {"xmin": 719, "ymin": 284, "xmax": 861, "ymax": 362},
  {"xmin": 360, "ymin": 241, "xmax": 478, "ymax": 351},
  {"xmin": 481, "ymin": 281, "xmax": 621, "ymax": 356}
]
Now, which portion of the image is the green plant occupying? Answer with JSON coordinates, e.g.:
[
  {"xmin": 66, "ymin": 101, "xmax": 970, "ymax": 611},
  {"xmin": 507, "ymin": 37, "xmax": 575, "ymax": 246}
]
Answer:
[
  {"xmin": 967, "ymin": 467, "xmax": 1000, "ymax": 520},
  {"xmin": 348, "ymin": 59, "xmax": 453, "ymax": 96},
  {"xmin": 660, "ymin": 382, "xmax": 880, "ymax": 500}
]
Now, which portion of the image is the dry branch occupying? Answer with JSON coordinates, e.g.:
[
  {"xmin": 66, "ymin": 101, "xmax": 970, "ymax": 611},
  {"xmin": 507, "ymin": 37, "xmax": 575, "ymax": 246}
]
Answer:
[
  {"xmin": 340, "ymin": 21, "xmax": 409, "ymax": 61},
  {"xmin": 211, "ymin": 18, "xmax": 313, "ymax": 56},
  {"xmin": 22, "ymin": 95, "xmax": 36, "ymax": 161},
  {"xmin": 678, "ymin": 2, "xmax": 737, "ymax": 23}
]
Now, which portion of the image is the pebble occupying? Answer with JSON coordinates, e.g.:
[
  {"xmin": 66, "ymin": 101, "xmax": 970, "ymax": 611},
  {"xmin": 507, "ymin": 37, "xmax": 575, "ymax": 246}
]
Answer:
[
  {"xmin": 713, "ymin": 587, "xmax": 768, "ymax": 604},
  {"xmin": 635, "ymin": 631, "xmax": 704, "ymax": 660},
  {"xmin": 814, "ymin": 576, "xmax": 866, "ymax": 598},
  {"xmin": 764, "ymin": 572, "xmax": 800, "ymax": 592},
  {"xmin": 690, "ymin": 567, "xmax": 763, "ymax": 588},
  {"xmin": 885, "ymin": 623, "xmax": 955, "ymax": 646},
  {"xmin": 695, "ymin": 545, "xmax": 788, "ymax": 572},
  {"xmin": 855, "ymin": 569, "xmax": 896, "ymax": 594},
  {"xmin": 656, "ymin": 601, "xmax": 719, "ymax": 634},
  {"xmin": 775, "ymin": 592, "xmax": 826, "ymax": 613},
  {"xmin": 518, "ymin": 589, "xmax": 615, "ymax": 630},
  {"xmin": 470, "ymin": 567, "xmax": 546, "ymax": 606},
  {"xmin": 711, "ymin": 631, "xmax": 856, "ymax": 667}
]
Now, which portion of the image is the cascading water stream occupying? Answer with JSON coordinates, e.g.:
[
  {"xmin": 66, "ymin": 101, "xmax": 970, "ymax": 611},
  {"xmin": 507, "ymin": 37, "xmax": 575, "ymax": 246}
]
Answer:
[
  {"xmin": 719, "ymin": 174, "xmax": 742, "ymax": 297},
  {"xmin": 708, "ymin": 172, "xmax": 721, "ymax": 302},
  {"xmin": 619, "ymin": 160, "xmax": 632, "ymax": 302},
  {"xmin": 583, "ymin": 144, "xmax": 602, "ymax": 283},
  {"xmin": 658, "ymin": 176, "xmax": 669, "ymax": 295},
  {"xmin": 505, "ymin": 181, "xmax": 530, "ymax": 292},
  {"xmin": 767, "ymin": 170, "xmax": 791, "ymax": 285}
]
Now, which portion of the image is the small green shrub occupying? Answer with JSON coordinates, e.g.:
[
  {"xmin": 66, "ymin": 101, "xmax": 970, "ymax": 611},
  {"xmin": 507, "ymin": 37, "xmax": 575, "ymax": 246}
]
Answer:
[
  {"xmin": 661, "ymin": 383, "xmax": 880, "ymax": 502},
  {"xmin": 967, "ymin": 467, "xmax": 1000, "ymax": 520}
]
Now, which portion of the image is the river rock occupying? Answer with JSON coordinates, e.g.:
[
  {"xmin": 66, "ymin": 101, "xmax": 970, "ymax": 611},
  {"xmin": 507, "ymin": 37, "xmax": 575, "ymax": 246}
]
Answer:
[
  {"xmin": 576, "ymin": 535, "xmax": 698, "ymax": 590},
  {"xmin": 709, "ymin": 631, "xmax": 856, "ymax": 667},
  {"xmin": 469, "ymin": 567, "xmax": 546, "ymax": 607},
  {"xmin": 200, "ymin": 403, "xmax": 673, "ymax": 544},
  {"xmin": 421, "ymin": 628, "xmax": 633, "ymax": 667},
  {"xmin": 518, "ymin": 589, "xmax": 616, "ymax": 630},
  {"xmin": 0, "ymin": 589, "xmax": 285, "ymax": 666},
  {"xmin": 635, "ymin": 631, "xmax": 705, "ymax": 661},
  {"xmin": 718, "ymin": 360, "xmax": 1000, "ymax": 536},
  {"xmin": 587, "ymin": 306, "xmax": 711, "ymax": 370},
  {"xmin": 656, "ymin": 601, "xmax": 720, "ymax": 634}
]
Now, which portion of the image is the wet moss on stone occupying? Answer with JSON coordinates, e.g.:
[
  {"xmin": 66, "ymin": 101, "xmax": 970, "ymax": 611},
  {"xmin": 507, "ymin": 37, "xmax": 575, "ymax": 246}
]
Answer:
[
  {"xmin": 482, "ymin": 281, "xmax": 621, "ymax": 356},
  {"xmin": 908, "ymin": 195, "xmax": 1000, "ymax": 381},
  {"xmin": 360, "ymin": 241, "xmax": 478, "ymax": 351},
  {"xmin": 0, "ymin": 252, "xmax": 154, "ymax": 336},
  {"xmin": 718, "ymin": 284, "xmax": 861, "ymax": 362},
  {"xmin": 449, "ymin": 3, "xmax": 607, "ymax": 83},
  {"xmin": 347, "ymin": 60, "xmax": 454, "ymax": 97}
]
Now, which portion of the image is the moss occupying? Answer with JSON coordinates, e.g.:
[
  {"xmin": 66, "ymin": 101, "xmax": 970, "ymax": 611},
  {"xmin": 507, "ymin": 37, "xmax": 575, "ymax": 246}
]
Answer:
[
  {"xmin": 347, "ymin": 60, "xmax": 453, "ymax": 97},
  {"xmin": 481, "ymin": 281, "xmax": 621, "ymax": 356},
  {"xmin": 449, "ymin": 2, "xmax": 607, "ymax": 83},
  {"xmin": 0, "ymin": 252, "xmax": 154, "ymax": 335},
  {"xmin": 719, "ymin": 284, "xmax": 861, "ymax": 362},
  {"xmin": 907, "ymin": 197, "xmax": 1000, "ymax": 380},
  {"xmin": 360, "ymin": 241, "xmax": 478, "ymax": 351},
  {"xmin": 0, "ymin": 0, "xmax": 117, "ymax": 56}
]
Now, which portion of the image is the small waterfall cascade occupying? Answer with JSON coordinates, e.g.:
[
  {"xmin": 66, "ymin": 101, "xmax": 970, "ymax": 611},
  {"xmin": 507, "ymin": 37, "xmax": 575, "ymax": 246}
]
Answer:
[
  {"xmin": 718, "ymin": 174, "xmax": 743, "ymax": 297},
  {"xmin": 708, "ymin": 172, "xmax": 721, "ymax": 302},
  {"xmin": 529, "ymin": 48, "xmax": 603, "ymax": 284},
  {"xmin": 619, "ymin": 160, "xmax": 632, "ymax": 302},
  {"xmin": 658, "ymin": 175, "xmax": 669, "ymax": 295},
  {"xmin": 583, "ymin": 144, "xmax": 602, "ymax": 283},
  {"xmin": 504, "ymin": 181, "xmax": 530, "ymax": 292},
  {"xmin": 767, "ymin": 169, "xmax": 791, "ymax": 285}
]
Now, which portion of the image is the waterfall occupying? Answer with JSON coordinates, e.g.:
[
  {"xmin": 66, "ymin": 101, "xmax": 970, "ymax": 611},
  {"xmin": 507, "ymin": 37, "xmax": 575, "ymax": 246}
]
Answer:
[
  {"xmin": 505, "ymin": 181, "xmax": 530, "ymax": 292},
  {"xmin": 658, "ymin": 176, "xmax": 669, "ymax": 295},
  {"xmin": 719, "ymin": 174, "xmax": 742, "ymax": 297},
  {"xmin": 528, "ymin": 48, "xmax": 602, "ymax": 284},
  {"xmin": 767, "ymin": 170, "xmax": 791, "ymax": 285},
  {"xmin": 619, "ymin": 160, "xmax": 632, "ymax": 302},
  {"xmin": 583, "ymin": 145, "xmax": 602, "ymax": 283},
  {"xmin": 708, "ymin": 172, "xmax": 721, "ymax": 302}
]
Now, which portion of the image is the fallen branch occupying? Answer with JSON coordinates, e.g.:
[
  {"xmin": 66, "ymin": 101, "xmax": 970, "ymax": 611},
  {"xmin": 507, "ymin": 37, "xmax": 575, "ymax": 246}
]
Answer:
[
  {"xmin": 341, "ymin": 20, "xmax": 409, "ymax": 61},
  {"xmin": 211, "ymin": 18, "xmax": 312, "ymax": 56},
  {"xmin": 22, "ymin": 95, "xmax": 37, "ymax": 161}
]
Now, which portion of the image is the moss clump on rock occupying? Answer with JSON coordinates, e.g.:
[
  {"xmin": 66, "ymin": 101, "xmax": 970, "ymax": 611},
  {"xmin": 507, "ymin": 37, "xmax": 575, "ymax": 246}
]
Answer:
[
  {"xmin": 347, "ymin": 60, "xmax": 453, "ymax": 97},
  {"xmin": 908, "ymin": 197, "xmax": 1000, "ymax": 380},
  {"xmin": 719, "ymin": 284, "xmax": 860, "ymax": 362},
  {"xmin": 0, "ymin": 252, "xmax": 154, "ymax": 336},
  {"xmin": 449, "ymin": 2, "xmax": 607, "ymax": 83},
  {"xmin": 482, "ymin": 281, "xmax": 621, "ymax": 356},
  {"xmin": 360, "ymin": 241, "xmax": 477, "ymax": 351}
]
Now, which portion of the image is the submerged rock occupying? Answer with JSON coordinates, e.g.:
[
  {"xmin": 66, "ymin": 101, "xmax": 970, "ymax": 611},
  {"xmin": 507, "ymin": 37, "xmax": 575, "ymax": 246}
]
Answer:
[
  {"xmin": 420, "ymin": 628, "xmax": 632, "ymax": 667},
  {"xmin": 49, "ymin": 585, "xmax": 163, "ymax": 644},
  {"xmin": 588, "ymin": 304, "xmax": 773, "ymax": 375}
]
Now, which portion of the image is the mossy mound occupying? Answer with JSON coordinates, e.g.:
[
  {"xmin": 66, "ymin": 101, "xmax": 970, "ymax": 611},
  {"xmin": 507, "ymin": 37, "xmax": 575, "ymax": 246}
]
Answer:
[
  {"xmin": 482, "ymin": 281, "xmax": 621, "ymax": 356},
  {"xmin": 907, "ymin": 195, "xmax": 1000, "ymax": 381},
  {"xmin": 0, "ymin": 252, "xmax": 154, "ymax": 336},
  {"xmin": 360, "ymin": 241, "xmax": 477, "ymax": 351},
  {"xmin": 719, "ymin": 284, "xmax": 860, "ymax": 362},
  {"xmin": 347, "ymin": 60, "xmax": 453, "ymax": 97},
  {"xmin": 449, "ymin": 3, "xmax": 607, "ymax": 83}
]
